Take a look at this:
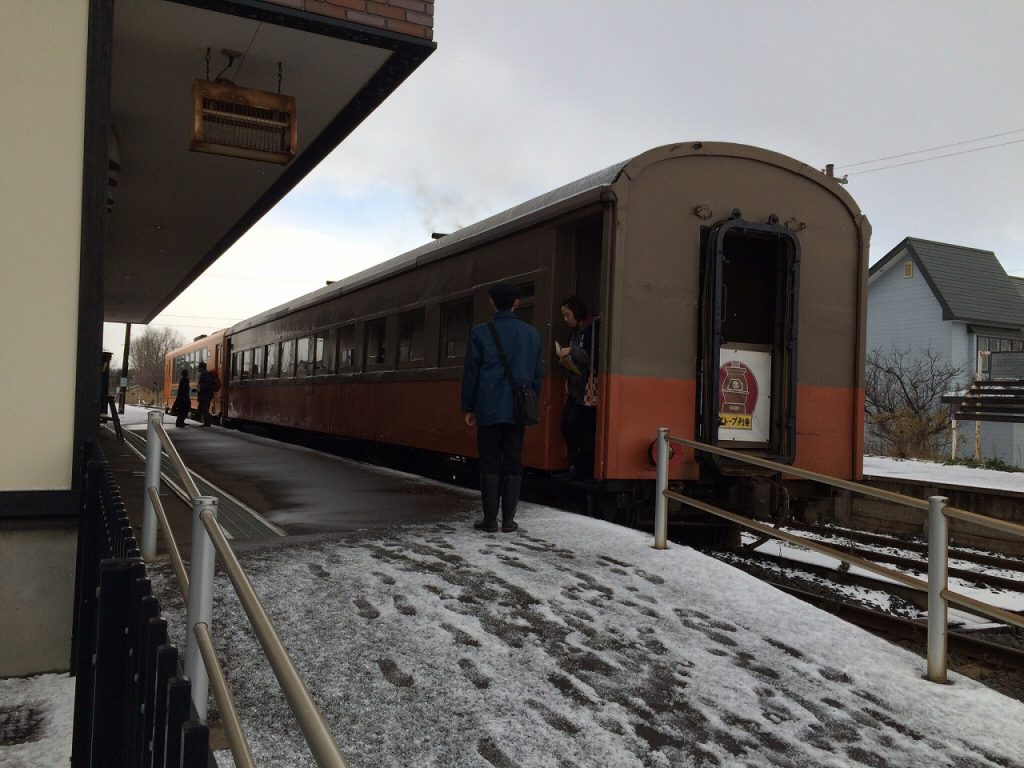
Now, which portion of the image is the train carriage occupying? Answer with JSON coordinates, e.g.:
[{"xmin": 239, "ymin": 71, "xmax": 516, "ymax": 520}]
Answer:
[
  {"xmin": 171, "ymin": 142, "xmax": 869, "ymax": 525},
  {"xmin": 162, "ymin": 330, "xmax": 227, "ymax": 421}
]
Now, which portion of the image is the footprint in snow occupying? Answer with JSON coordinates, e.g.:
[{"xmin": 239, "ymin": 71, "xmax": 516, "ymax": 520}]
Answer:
[
  {"xmin": 376, "ymin": 657, "xmax": 414, "ymax": 687},
  {"xmin": 353, "ymin": 597, "xmax": 380, "ymax": 620}
]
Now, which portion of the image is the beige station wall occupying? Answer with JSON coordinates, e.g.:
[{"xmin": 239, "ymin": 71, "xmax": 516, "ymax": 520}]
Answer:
[
  {"xmin": 0, "ymin": 0, "xmax": 88, "ymax": 492},
  {"xmin": 0, "ymin": 0, "xmax": 88, "ymax": 675}
]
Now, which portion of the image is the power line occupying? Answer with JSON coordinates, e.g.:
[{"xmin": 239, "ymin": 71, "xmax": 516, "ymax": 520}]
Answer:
[
  {"xmin": 838, "ymin": 128, "xmax": 1024, "ymax": 169},
  {"xmin": 846, "ymin": 139, "xmax": 1024, "ymax": 176}
]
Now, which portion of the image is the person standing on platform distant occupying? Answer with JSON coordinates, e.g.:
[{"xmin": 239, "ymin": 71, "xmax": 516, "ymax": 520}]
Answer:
[
  {"xmin": 461, "ymin": 282, "xmax": 543, "ymax": 533},
  {"xmin": 196, "ymin": 361, "xmax": 218, "ymax": 427},
  {"xmin": 173, "ymin": 369, "xmax": 191, "ymax": 428}
]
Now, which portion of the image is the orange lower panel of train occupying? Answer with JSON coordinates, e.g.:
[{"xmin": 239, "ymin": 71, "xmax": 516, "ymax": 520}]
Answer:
[{"xmin": 227, "ymin": 373, "xmax": 862, "ymax": 483}]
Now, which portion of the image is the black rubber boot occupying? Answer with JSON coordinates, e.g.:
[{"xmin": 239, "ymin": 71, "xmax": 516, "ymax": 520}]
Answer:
[
  {"xmin": 474, "ymin": 474, "xmax": 500, "ymax": 532},
  {"xmin": 501, "ymin": 474, "xmax": 522, "ymax": 532}
]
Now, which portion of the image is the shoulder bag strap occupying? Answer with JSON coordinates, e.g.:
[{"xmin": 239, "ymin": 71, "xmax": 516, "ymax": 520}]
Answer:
[
  {"xmin": 487, "ymin": 322, "xmax": 516, "ymax": 390},
  {"xmin": 586, "ymin": 318, "xmax": 599, "ymax": 406}
]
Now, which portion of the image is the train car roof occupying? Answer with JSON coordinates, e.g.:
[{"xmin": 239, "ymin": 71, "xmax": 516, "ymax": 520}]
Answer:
[{"xmin": 229, "ymin": 142, "xmax": 863, "ymax": 334}]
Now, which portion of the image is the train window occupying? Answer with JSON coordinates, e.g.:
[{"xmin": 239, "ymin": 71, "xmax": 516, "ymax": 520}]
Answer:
[
  {"xmin": 242, "ymin": 349, "xmax": 253, "ymax": 379},
  {"xmin": 323, "ymin": 329, "xmax": 337, "ymax": 373},
  {"xmin": 441, "ymin": 299, "xmax": 473, "ymax": 361},
  {"xmin": 313, "ymin": 333, "xmax": 327, "ymax": 375},
  {"xmin": 297, "ymin": 337, "xmax": 311, "ymax": 377},
  {"xmin": 517, "ymin": 281, "xmax": 536, "ymax": 326},
  {"xmin": 253, "ymin": 346, "xmax": 263, "ymax": 378},
  {"xmin": 398, "ymin": 309, "xmax": 425, "ymax": 364},
  {"xmin": 365, "ymin": 318, "xmax": 387, "ymax": 367},
  {"xmin": 265, "ymin": 344, "xmax": 277, "ymax": 377},
  {"xmin": 230, "ymin": 353, "xmax": 239, "ymax": 381},
  {"xmin": 280, "ymin": 339, "xmax": 295, "ymax": 377},
  {"xmin": 337, "ymin": 325, "xmax": 355, "ymax": 369}
]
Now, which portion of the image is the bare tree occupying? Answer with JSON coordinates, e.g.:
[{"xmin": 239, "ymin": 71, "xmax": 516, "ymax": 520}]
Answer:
[
  {"xmin": 864, "ymin": 346, "xmax": 966, "ymax": 460},
  {"xmin": 129, "ymin": 327, "xmax": 186, "ymax": 396}
]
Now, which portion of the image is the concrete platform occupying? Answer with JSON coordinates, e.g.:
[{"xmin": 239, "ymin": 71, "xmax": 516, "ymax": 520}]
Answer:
[{"xmin": 102, "ymin": 415, "xmax": 475, "ymax": 553}]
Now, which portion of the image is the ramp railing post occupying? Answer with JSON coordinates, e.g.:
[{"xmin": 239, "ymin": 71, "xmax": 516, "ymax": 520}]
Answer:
[
  {"xmin": 926, "ymin": 495, "xmax": 949, "ymax": 683},
  {"xmin": 184, "ymin": 496, "xmax": 218, "ymax": 722},
  {"xmin": 142, "ymin": 410, "xmax": 163, "ymax": 559},
  {"xmin": 654, "ymin": 427, "xmax": 669, "ymax": 550}
]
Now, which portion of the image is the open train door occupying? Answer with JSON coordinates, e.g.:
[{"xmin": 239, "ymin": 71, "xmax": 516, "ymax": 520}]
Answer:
[{"xmin": 697, "ymin": 212, "xmax": 800, "ymax": 473}]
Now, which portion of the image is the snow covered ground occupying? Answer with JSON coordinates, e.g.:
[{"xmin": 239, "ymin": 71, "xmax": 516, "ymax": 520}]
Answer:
[
  {"xmin": 864, "ymin": 455, "xmax": 1023, "ymax": 493},
  {"xmin": 0, "ymin": 674, "xmax": 75, "ymax": 768},
  {"xmin": 140, "ymin": 506, "xmax": 1024, "ymax": 768},
  {"xmin": 5, "ymin": 427, "xmax": 1024, "ymax": 767}
]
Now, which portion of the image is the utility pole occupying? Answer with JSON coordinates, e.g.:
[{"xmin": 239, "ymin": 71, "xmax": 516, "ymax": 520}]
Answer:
[{"xmin": 119, "ymin": 323, "xmax": 131, "ymax": 413}]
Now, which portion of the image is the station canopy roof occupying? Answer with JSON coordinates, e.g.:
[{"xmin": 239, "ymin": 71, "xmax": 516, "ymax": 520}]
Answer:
[{"xmin": 104, "ymin": 0, "xmax": 433, "ymax": 323}]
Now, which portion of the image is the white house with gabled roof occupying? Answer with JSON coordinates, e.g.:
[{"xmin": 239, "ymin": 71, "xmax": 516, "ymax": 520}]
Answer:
[{"xmin": 867, "ymin": 237, "xmax": 1024, "ymax": 465}]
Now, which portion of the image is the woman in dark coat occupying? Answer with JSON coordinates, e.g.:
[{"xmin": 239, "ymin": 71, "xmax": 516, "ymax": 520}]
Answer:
[
  {"xmin": 557, "ymin": 296, "xmax": 600, "ymax": 479},
  {"xmin": 172, "ymin": 369, "xmax": 191, "ymax": 428}
]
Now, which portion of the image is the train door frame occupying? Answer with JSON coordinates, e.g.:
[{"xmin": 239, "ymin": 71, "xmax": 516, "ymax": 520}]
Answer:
[
  {"xmin": 697, "ymin": 213, "xmax": 801, "ymax": 472},
  {"xmin": 558, "ymin": 211, "xmax": 605, "ymax": 474}
]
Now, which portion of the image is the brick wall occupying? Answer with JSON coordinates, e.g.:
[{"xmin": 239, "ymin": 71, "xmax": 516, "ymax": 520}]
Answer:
[{"xmin": 266, "ymin": 0, "xmax": 434, "ymax": 40}]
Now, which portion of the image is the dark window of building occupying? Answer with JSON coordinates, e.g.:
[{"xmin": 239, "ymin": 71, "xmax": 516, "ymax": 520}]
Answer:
[
  {"xmin": 398, "ymin": 308, "xmax": 425, "ymax": 363},
  {"xmin": 441, "ymin": 299, "xmax": 473, "ymax": 361},
  {"xmin": 365, "ymin": 318, "xmax": 387, "ymax": 367}
]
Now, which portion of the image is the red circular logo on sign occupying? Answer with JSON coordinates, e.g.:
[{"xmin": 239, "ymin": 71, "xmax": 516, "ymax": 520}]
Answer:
[{"xmin": 718, "ymin": 361, "xmax": 758, "ymax": 415}]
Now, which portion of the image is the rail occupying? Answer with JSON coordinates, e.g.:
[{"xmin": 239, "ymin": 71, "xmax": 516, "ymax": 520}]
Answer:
[
  {"xmin": 140, "ymin": 410, "xmax": 349, "ymax": 767},
  {"xmin": 651, "ymin": 428, "xmax": 1024, "ymax": 684}
]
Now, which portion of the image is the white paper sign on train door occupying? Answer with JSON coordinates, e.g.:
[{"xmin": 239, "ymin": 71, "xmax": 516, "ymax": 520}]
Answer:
[{"xmin": 718, "ymin": 345, "xmax": 771, "ymax": 443}]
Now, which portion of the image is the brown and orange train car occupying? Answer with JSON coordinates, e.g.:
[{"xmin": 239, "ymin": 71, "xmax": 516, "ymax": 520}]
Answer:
[
  {"xmin": 162, "ymin": 330, "xmax": 227, "ymax": 421},
  {"xmin": 168, "ymin": 142, "xmax": 870, "ymax": 523}
]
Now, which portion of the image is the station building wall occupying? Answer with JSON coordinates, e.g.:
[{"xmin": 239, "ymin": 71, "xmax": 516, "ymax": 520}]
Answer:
[{"xmin": 0, "ymin": 0, "xmax": 89, "ymax": 676}]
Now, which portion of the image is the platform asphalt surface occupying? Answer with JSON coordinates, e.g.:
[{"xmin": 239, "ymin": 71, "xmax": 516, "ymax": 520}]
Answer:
[{"xmin": 101, "ymin": 414, "xmax": 1024, "ymax": 768}]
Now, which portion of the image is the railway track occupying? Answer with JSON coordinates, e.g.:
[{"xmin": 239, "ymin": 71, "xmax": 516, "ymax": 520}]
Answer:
[
  {"xmin": 786, "ymin": 521, "xmax": 1024, "ymax": 574},
  {"xmin": 709, "ymin": 532, "xmax": 1024, "ymax": 700}
]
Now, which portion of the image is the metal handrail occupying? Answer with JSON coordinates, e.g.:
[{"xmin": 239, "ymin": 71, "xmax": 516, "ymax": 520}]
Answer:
[
  {"xmin": 671, "ymin": 489, "xmax": 1024, "ymax": 631},
  {"xmin": 194, "ymin": 622, "xmax": 255, "ymax": 768},
  {"xmin": 665, "ymin": 435, "xmax": 931, "ymax": 511},
  {"xmin": 147, "ymin": 485, "xmax": 189, "ymax": 600},
  {"xmin": 671, "ymin": 491, "xmax": 930, "ymax": 591},
  {"xmin": 140, "ymin": 410, "xmax": 349, "ymax": 767},
  {"xmin": 943, "ymin": 504, "xmax": 1024, "ymax": 537},
  {"xmin": 152, "ymin": 421, "xmax": 201, "ymax": 501},
  {"xmin": 200, "ymin": 510, "xmax": 349, "ymax": 768},
  {"xmin": 652, "ymin": 428, "xmax": 1024, "ymax": 683}
]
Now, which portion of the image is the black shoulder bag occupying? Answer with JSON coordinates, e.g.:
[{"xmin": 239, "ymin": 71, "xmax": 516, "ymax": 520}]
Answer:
[{"xmin": 487, "ymin": 322, "xmax": 539, "ymax": 427}]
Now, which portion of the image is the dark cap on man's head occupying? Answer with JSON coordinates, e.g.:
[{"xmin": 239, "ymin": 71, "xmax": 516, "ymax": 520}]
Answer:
[
  {"xmin": 198, "ymin": 362, "xmax": 207, "ymax": 369},
  {"xmin": 487, "ymin": 282, "xmax": 522, "ymax": 301}
]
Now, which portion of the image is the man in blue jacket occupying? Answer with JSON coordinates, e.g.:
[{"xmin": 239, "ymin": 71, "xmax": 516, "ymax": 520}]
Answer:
[{"xmin": 461, "ymin": 282, "xmax": 543, "ymax": 532}]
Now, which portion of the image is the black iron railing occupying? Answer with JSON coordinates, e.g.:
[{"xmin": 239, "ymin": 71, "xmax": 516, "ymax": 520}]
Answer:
[{"xmin": 70, "ymin": 447, "xmax": 211, "ymax": 768}]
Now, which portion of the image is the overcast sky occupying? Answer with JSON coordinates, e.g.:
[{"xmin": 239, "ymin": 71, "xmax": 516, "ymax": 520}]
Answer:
[{"xmin": 103, "ymin": 0, "xmax": 1024, "ymax": 362}]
